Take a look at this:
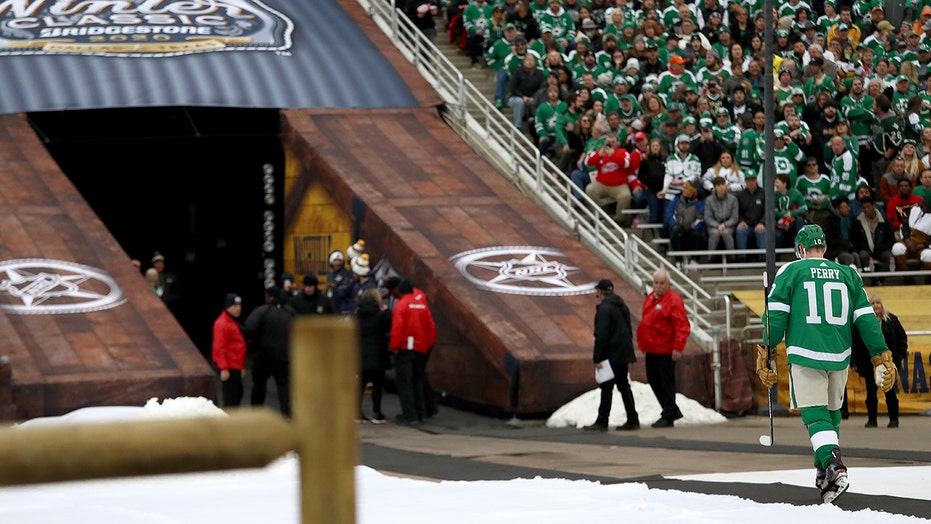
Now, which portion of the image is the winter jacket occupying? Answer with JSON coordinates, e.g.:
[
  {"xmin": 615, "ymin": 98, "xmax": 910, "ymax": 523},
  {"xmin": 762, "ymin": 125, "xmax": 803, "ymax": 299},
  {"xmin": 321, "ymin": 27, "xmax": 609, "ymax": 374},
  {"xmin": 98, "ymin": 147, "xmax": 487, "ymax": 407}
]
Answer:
[
  {"xmin": 638, "ymin": 154, "xmax": 667, "ymax": 193},
  {"xmin": 212, "ymin": 310, "xmax": 247, "ymax": 371},
  {"xmin": 736, "ymin": 184, "xmax": 765, "ymax": 227},
  {"xmin": 704, "ymin": 191, "xmax": 739, "ymax": 230},
  {"xmin": 851, "ymin": 314, "xmax": 907, "ymax": 377},
  {"xmin": 390, "ymin": 288, "xmax": 437, "ymax": 354},
  {"xmin": 593, "ymin": 293, "xmax": 636, "ymax": 369},
  {"xmin": 510, "ymin": 64, "xmax": 545, "ymax": 98},
  {"xmin": 357, "ymin": 298, "xmax": 391, "ymax": 372},
  {"xmin": 244, "ymin": 302, "xmax": 297, "ymax": 362},
  {"xmin": 585, "ymin": 146, "xmax": 641, "ymax": 187},
  {"xmin": 290, "ymin": 290, "xmax": 334, "ymax": 316},
  {"xmin": 326, "ymin": 267, "xmax": 355, "ymax": 314},
  {"xmin": 665, "ymin": 195, "xmax": 706, "ymax": 234},
  {"xmin": 851, "ymin": 211, "xmax": 895, "ymax": 255},
  {"xmin": 636, "ymin": 289, "xmax": 691, "ymax": 354}
]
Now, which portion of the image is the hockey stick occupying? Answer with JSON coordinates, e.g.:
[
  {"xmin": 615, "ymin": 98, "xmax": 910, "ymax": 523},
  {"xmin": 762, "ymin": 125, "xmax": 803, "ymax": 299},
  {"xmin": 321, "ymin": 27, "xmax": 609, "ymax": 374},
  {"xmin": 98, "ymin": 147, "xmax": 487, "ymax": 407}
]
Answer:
[{"xmin": 759, "ymin": 270, "xmax": 775, "ymax": 447}]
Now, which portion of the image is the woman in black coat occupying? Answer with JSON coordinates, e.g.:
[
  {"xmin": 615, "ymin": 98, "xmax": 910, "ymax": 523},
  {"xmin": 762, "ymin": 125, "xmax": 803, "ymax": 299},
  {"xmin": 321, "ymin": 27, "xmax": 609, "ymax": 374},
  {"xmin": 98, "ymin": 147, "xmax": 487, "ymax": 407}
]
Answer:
[
  {"xmin": 637, "ymin": 138, "xmax": 668, "ymax": 225},
  {"xmin": 357, "ymin": 289, "xmax": 391, "ymax": 423},
  {"xmin": 851, "ymin": 294, "xmax": 907, "ymax": 428}
]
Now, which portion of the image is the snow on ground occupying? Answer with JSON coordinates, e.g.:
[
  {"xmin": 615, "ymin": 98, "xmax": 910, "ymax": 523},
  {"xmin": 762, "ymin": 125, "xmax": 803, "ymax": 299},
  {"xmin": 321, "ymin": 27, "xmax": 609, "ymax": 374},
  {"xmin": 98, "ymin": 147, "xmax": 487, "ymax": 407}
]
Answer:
[{"xmin": 0, "ymin": 396, "xmax": 927, "ymax": 523}]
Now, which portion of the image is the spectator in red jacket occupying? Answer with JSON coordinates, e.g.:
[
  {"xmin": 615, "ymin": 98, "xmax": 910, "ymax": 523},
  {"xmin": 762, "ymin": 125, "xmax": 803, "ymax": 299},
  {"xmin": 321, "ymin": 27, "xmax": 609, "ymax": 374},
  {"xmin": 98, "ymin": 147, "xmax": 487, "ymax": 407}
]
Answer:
[
  {"xmin": 389, "ymin": 279, "xmax": 437, "ymax": 425},
  {"xmin": 636, "ymin": 270, "xmax": 691, "ymax": 428},
  {"xmin": 585, "ymin": 133, "xmax": 643, "ymax": 225},
  {"xmin": 212, "ymin": 293, "xmax": 247, "ymax": 408},
  {"xmin": 886, "ymin": 177, "xmax": 923, "ymax": 233}
]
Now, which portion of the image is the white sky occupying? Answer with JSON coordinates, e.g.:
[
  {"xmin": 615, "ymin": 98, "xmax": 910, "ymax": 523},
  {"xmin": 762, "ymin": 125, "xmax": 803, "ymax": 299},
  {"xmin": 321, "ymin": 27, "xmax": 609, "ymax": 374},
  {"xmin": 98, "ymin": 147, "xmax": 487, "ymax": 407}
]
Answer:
[{"xmin": 1, "ymin": 393, "xmax": 928, "ymax": 524}]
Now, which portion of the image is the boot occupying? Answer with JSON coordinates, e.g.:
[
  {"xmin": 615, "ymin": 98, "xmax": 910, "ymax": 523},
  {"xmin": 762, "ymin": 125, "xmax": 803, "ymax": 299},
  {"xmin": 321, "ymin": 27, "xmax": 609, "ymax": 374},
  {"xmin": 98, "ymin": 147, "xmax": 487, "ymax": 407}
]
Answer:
[{"xmin": 894, "ymin": 254, "xmax": 909, "ymax": 271}]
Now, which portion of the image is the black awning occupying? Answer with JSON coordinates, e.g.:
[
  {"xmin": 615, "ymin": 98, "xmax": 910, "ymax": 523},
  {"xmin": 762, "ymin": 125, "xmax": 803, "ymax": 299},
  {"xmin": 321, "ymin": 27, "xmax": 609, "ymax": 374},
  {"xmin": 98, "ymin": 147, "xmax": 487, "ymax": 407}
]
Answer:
[{"xmin": 0, "ymin": 1, "xmax": 418, "ymax": 113}]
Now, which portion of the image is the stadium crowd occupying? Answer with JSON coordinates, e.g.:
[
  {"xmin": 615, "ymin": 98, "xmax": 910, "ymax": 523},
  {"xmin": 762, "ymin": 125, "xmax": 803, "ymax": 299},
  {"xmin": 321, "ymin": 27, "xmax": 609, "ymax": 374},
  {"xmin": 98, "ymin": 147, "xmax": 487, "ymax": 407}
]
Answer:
[{"xmin": 433, "ymin": 0, "xmax": 931, "ymax": 279}]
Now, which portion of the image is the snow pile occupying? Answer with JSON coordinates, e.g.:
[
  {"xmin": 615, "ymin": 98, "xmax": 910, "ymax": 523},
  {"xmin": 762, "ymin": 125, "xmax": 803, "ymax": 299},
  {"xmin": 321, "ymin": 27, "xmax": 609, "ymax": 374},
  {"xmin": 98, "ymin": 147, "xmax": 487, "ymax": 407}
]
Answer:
[
  {"xmin": 139, "ymin": 396, "xmax": 226, "ymax": 420},
  {"xmin": 15, "ymin": 397, "xmax": 224, "ymax": 429},
  {"xmin": 546, "ymin": 380, "xmax": 728, "ymax": 428}
]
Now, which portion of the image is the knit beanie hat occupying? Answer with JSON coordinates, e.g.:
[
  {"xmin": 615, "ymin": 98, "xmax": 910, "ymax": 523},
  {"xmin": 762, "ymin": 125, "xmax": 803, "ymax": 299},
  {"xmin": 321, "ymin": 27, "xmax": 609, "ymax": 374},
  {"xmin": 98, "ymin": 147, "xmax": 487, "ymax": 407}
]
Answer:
[
  {"xmin": 352, "ymin": 254, "xmax": 370, "ymax": 276},
  {"xmin": 224, "ymin": 293, "xmax": 241, "ymax": 309},
  {"xmin": 328, "ymin": 250, "xmax": 345, "ymax": 265},
  {"xmin": 346, "ymin": 240, "xmax": 366, "ymax": 261}
]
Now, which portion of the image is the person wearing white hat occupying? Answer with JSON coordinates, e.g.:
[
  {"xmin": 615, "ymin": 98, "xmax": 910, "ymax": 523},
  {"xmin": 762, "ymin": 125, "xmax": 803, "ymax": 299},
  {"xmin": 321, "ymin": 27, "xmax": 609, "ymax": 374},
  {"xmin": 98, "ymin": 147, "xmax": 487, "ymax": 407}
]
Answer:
[
  {"xmin": 349, "ymin": 254, "xmax": 377, "ymax": 315},
  {"xmin": 326, "ymin": 249, "xmax": 355, "ymax": 314}
]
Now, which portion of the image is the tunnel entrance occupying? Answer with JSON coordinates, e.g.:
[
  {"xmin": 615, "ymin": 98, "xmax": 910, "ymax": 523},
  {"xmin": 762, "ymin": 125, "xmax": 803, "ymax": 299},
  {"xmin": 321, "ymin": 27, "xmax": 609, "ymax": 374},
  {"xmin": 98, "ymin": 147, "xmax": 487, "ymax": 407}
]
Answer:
[{"xmin": 28, "ymin": 106, "xmax": 285, "ymax": 358}]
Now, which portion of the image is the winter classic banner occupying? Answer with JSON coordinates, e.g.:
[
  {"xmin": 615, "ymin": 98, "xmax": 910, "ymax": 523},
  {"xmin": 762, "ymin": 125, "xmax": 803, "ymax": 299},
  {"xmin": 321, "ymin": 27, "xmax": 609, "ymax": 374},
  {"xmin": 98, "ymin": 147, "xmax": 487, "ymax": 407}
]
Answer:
[{"xmin": 0, "ymin": 0, "xmax": 293, "ymax": 57}]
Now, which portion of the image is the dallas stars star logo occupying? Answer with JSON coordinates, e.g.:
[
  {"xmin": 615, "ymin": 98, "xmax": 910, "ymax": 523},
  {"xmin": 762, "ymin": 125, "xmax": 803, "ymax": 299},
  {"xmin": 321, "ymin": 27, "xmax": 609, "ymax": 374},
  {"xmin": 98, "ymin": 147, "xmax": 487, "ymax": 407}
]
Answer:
[
  {"xmin": 0, "ymin": 259, "xmax": 125, "ymax": 315},
  {"xmin": 450, "ymin": 247, "xmax": 596, "ymax": 296}
]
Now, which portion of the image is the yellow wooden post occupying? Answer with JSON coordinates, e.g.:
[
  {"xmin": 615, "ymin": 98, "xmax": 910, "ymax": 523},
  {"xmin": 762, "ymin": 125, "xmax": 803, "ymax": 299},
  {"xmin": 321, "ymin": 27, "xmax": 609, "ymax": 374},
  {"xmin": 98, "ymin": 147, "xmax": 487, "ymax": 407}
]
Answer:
[
  {"xmin": 291, "ymin": 315, "xmax": 358, "ymax": 524},
  {"xmin": 0, "ymin": 410, "xmax": 296, "ymax": 486}
]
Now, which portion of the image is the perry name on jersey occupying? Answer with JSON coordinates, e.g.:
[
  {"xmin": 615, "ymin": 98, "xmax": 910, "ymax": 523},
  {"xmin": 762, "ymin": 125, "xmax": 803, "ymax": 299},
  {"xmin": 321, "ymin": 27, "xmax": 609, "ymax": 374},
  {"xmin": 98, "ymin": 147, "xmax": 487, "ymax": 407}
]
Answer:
[{"xmin": 764, "ymin": 258, "xmax": 887, "ymax": 371}]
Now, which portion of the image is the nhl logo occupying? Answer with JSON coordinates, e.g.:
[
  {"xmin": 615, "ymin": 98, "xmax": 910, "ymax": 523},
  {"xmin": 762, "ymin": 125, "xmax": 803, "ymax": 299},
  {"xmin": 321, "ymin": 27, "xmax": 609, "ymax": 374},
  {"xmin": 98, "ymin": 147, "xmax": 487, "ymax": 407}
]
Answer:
[
  {"xmin": 450, "ymin": 246, "xmax": 596, "ymax": 296},
  {"xmin": 0, "ymin": 259, "xmax": 126, "ymax": 315}
]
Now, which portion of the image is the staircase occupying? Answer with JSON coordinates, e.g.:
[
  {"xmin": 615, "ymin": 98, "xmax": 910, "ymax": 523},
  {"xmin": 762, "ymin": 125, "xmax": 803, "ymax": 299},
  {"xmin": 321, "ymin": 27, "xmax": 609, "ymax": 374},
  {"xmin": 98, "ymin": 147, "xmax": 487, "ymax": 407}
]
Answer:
[
  {"xmin": 430, "ymin": 19, "xmax": 527, "ymax": 128},
  {"xmin": 360, "ymin": 0, "xmax": 747, "ymax": 352}
]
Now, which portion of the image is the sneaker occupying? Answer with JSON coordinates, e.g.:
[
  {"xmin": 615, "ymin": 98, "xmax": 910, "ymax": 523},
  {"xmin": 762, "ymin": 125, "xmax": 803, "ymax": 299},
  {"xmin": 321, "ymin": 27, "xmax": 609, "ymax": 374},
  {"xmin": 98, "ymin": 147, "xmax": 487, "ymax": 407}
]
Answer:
[
  {"xmin": 617, "ymin": 420, "xmax": 640, "ymax": 431},
  {"xmin": 864, "ymin": 419, "xmax": 877, "ymax": 428},
  {"xmin": 821, "ymin": 449, "xmax": 849, "ymax": 504},
  {"xmin": 888, "ymin": 419, "xmax": 899, "ymax": 428},
  {"xmin": 651, "ymin": 418, "xmax": 674, "ymax": 428},
  {"xmin": 582, "ymin": 422, "xmax": 608, "ymax": 432},
  {"xmin": 370, "ymin": 413, "xmax": 389, "ymax": 424},
  {"xmin": 495, "ymin": 99, "xmax": 504, "ymax": 109}
]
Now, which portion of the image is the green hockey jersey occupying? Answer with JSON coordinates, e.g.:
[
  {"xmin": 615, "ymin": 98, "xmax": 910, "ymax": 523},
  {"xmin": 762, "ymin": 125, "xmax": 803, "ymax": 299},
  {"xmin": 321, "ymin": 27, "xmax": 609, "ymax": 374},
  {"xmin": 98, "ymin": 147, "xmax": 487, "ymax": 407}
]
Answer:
[{"xmin": 764, "ymin": 258, "xmax": 888, "ymax": 370}]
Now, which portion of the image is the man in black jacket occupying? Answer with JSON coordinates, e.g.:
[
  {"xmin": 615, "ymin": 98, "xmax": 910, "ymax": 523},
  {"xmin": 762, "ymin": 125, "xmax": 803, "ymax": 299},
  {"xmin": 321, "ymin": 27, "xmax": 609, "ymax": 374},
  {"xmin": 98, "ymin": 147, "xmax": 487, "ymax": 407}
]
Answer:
[
  {"xmin": 851, "ymin": 196, "xmax": 895, "ymax": 284},
  {"xmin": 244, "ymin": 286, "xmax": 298, "ymax": 416},
  {"xmin": 735, "ymin": 172, "xmax": 766, "ymax": 261},
  {"xmin": 507, "ymin": 53, "xmax": 545, "ymax": 130},
  {"xmin": 583, "ymin": 279, "xmax": 639, "ymax": 431}
]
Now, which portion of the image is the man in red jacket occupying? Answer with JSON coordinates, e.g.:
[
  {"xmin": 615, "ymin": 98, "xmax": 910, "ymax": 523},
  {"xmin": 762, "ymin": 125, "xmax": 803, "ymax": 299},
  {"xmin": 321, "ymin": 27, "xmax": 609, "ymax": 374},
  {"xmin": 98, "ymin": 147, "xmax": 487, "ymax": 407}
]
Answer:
[
  {"xmin": 636, "ymin": 270, "xmax": 691, "ymax": 427},
  {"xmin": 212, "ymin": 293, "xmax": 247, "ymax": 408},
  {"xmin": 585, "ymin": 133, "xmax": 643, "ymax": 225},
  {"xmin": 389, "ymin": 279, "xmax": 437, "ymax": 425}
]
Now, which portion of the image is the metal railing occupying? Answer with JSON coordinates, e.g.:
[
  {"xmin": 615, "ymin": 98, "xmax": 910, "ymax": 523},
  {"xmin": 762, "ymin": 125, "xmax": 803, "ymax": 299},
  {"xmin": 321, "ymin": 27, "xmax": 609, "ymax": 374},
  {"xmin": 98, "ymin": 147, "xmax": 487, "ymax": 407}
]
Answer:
[{"xmin": 359, "ymin": 0, "xmax": 731, "ymax": 350}]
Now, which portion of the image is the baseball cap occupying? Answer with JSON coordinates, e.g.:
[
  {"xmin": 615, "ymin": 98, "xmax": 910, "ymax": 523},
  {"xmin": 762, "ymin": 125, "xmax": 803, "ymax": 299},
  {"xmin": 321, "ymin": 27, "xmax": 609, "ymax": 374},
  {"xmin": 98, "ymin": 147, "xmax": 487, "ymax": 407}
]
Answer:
[
  {"xmin": 505, "ymin": 22, "xmax": 516, "ymax": 30},
  {"xmin": 700, "ymin": 117, "xmax": 714, "ymax": 128},
  {"xmin": 923, "ymin": 5, "xmax": 931, "ymax": 15},
  {"xmin": 897, "ymin": 74, "xmax": 910, "ymax": 83},
  {"xmin": 633, "ymin": 131, "xmax": 648, "ymax": 141},
  {"xmin": 595, "ymin": 279, "xmax": 614, "ymax": 292},
  {"xmin": 773, "ymin": 128, "xmax": 786, "ymax": 138},
  {"xmin": 837, "ymin": 23, "xmax": 849, "ymax": 31},
  {"xmin": 877, "ymin": 20, "xmax": 894, "ymax": 31},
  {"xmin": 670, "ymin": 55, "xmax": 686, "ymax": 65}
]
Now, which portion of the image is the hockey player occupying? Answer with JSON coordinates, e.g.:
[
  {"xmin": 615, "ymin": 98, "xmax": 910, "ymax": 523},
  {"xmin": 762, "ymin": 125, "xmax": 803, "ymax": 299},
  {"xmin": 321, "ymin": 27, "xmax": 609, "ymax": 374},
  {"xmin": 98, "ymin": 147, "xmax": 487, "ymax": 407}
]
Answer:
[{"xmin": 756, "ymin": 224, "xmax": 897, "ymax": 504}]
